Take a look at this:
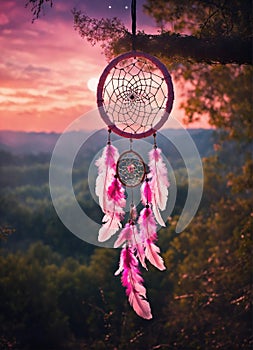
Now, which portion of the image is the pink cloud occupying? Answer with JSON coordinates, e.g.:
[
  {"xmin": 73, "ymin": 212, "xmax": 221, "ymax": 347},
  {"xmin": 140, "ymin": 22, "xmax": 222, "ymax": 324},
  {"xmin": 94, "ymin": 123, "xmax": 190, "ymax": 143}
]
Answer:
[
  {"xmin": 0, "ymin": 1, "xmax": 108, "ymax": 132},
  {"xmin": 0, "ymin": 1, "xmax": 210, "ymax": 132},
  {"xmin": 0, "ymin": 13, "xmax": 9, "ymax": 25}
]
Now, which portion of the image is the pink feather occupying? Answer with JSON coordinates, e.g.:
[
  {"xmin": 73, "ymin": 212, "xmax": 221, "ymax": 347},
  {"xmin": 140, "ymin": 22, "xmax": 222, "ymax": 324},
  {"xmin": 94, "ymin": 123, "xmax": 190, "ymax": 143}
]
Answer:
[
  {"xmin": 145, "ymin": 239, "xmax": 166, "ymax": 271},
  {"xmin": 148, "ymin": 147, "xmax": 170, "ymax": 226},
  {"xmin": 95, "ymin": 144, "xmax": 119, "ymax": 213},
  {"xmin": 114, "ymin": 246, "xmax": 125, "ymax": 276},
  {"xmin": 96, "ymin": 144, "xmax": 126, "ymax": 243},
  {"xmin": 114, "ymin": 223, "xmax": 133, "ymax": 248},
  {"xmin": 98, "ymin": 188, "xmax": 126, "ymax": 243},
  {"xmin": 138, "ymin": 207, "xmax": 157, "ymax": 241},
  {"xmin": 129, "ymin": 226, "xmax": 147, "ymax": 269},
  {"xmin": 152, "ymin": 204, "xmax": 166, "ymax": 227},
  {"xmin": 141, "ymin": 180, "xmax": 152, "ymax": 205},
  {"xmin": 107, "ymin": 176, "xmax": 126, "ymax": 207},
  {"xmin": 98, "ymin": 212, "xmax": 123, "ymax": 242},
  {"xmin": 98, "ymin": 199, "xmax": 125, "ymax": 242},
  {"xmin": 135, "ymin": 242, "xmax": 147, "ymax": 270},
  {"xmin": 120, "ymin": 247, "xmax": 152, "ymax": 319},
  {"xmin": 114, "ymin": 222, "xmax": 147, "ymax": 269},
  {"xmin": 137, "ymin": 207, "xmax": 165, "ymax": 270}
]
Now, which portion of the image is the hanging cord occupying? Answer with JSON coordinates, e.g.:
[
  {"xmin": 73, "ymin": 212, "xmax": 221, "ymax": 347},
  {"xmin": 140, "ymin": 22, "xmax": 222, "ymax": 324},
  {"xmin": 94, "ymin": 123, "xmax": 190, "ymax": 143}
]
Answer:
[
  {"xmin": 131, "ymin": 0, "xmax": 137, "ymax": 51},
  {"xmin": 129, "ymin": 138, "xmax": 133, "ymax": 150},
  {"xmin": 153, "ymin": 132, "xmax": 157, "ymax": 149},
  {"xmin": 129, "ymin": 190, "xmax": 135, "ymax": 223},
  {"xmin": 144, "ymin": 174, "xmax": 150, "ymax": 207},
  {"xmin": 107, "ymin": 128, "xmax": 111, "ymax": 145}
]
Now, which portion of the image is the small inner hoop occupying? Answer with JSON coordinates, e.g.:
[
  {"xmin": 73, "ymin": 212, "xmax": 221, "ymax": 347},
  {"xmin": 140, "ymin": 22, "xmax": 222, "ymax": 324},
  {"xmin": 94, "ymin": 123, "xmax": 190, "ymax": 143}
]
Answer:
[
  {"xmin": 117, "ymin": 150, "xmax": 146, "ymax": 187},
  {"xmin": 97, "ymin": 51, "xmax": 174, "ymax": 139}
]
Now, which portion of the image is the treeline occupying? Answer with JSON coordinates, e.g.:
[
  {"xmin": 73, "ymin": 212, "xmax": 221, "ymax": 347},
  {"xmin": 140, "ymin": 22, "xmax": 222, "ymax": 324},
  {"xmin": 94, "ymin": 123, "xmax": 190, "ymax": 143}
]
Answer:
[{"xmin": 0, "ymin": 132, "xmax": 252, "ymax": 349}]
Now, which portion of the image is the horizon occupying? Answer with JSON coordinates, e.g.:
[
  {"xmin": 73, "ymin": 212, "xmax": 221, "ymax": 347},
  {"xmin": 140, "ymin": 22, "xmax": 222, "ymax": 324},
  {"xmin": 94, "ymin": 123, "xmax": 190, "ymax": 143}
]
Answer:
[
  {"xmin": 0, "ymin": 127, "xmax": 216, "ymax": 157},
  {"xmin": 0, "ymin": 126, "xmax": 214, "ymax": 134}
]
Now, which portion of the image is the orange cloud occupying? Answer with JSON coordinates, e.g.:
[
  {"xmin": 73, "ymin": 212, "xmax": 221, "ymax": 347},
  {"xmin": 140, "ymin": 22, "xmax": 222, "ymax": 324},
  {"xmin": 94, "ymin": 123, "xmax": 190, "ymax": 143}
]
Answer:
[
  {"xmin": 0, "ymin": 1, "xmax": 108, "ymax": 132},
  {"xmin": 0, "ymin": 1, "xmax": 210, "ymax": 133}
]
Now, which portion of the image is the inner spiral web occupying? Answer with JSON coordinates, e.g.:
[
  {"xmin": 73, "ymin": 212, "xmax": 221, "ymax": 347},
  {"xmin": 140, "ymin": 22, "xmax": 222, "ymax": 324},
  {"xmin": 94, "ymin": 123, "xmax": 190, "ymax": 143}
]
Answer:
[
  {"xmin": 117, "ymin": 150, "xmax": 145, "ymax": 187},
  {"xmin": 102, "ymin": 57, "xmax": 168, "ymax": 135}
]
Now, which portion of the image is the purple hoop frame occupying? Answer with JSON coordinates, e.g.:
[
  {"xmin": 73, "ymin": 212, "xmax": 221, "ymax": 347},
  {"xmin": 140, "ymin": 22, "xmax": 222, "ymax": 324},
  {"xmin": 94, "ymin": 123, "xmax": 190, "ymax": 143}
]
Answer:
[{"xmin": 97, "ymin": 51, "xmax": 174, "ymax": 139}]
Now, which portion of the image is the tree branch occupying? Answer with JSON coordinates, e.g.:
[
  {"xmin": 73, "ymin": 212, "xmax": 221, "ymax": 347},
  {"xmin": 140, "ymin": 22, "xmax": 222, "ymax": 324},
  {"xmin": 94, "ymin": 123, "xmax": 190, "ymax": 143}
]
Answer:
[
  {"xmin": 27, "ymin": 2, "xmax": 252, "ymax": 65},
  {"xmin": 114, "ymin": 33, "xmax": 252, "ymax": 65}
]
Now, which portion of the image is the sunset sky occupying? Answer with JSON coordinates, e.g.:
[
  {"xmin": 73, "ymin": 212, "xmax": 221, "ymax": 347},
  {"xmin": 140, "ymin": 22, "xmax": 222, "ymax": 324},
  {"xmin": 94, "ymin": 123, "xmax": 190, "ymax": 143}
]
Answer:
[{"xmin": 0, "ymin": 0, "xmax": 206, "ymax": 133}]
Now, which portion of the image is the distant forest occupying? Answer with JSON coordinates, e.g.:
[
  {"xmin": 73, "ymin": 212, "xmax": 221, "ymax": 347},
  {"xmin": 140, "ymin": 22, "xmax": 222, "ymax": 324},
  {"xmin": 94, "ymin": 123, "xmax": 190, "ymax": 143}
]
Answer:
[{"xmin": 0, "ymin": 129, "xmax": 251, "ymax": 349}]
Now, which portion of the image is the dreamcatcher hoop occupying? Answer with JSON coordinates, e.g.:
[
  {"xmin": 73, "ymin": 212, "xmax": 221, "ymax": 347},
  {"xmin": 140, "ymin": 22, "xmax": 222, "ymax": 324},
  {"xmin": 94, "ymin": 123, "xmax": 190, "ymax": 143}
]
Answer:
[
  {"xmin": 97, "ymin": 51, "xmax": 174, "ymax": 139},
  {"xmin": 95, "ymin": 51, "xmax": 173, "ymax": 319}
]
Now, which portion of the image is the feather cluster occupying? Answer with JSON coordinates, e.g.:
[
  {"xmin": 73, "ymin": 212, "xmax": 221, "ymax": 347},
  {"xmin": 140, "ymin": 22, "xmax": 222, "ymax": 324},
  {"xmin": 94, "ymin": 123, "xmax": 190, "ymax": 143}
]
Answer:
[
  {"xmin": 114, "ymin": 172, "xmax": 166, "ymax": 319},
  {"xmin": 95, "ymin": 143, "xmax": 169, "ymax": 319}
]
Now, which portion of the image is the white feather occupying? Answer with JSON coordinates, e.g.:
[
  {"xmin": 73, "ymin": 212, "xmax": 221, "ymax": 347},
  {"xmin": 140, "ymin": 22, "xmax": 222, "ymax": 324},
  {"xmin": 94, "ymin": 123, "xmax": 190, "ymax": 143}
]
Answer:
[
  {"xmin": 95, "ymin": 170, "xmax": 114, "ymax": 212},
  {"xmin": 135, "ymin": 243, "xmax": 147, "ymax": 270},
  {"xmin": 114, "ymin": 246, "xmax": 125, "ymax": 276},
  {"xmin": 95, "ymin": 144, "xmax": 119, "ymax": 213},
  {"xmin": 149, "ymin": 148, "xmax": 169, "ymax": 211},
  {"xmin": 98, "ymin": 214, "xmax": 122, "ymax": 242},
  {"xmin": 114, "ymin": 224, "xmax": 132, "ymax": 248},
  {"xmin": 152, "ymin": 204, "xmax": 166, "ymax": 227}
]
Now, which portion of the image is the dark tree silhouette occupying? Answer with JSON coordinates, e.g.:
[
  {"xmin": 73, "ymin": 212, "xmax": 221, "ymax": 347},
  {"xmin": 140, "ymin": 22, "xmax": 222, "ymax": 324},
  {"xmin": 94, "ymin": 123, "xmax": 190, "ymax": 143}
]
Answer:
[{"xmin": 26, "ymin": 0, "xmax": 252, "ymax": 64}]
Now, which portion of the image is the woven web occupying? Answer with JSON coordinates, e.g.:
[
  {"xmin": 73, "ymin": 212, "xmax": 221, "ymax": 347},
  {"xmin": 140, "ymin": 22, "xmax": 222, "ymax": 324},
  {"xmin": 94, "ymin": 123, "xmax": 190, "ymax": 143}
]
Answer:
[{"xmin": 102, "ymin": 56, "xmax": 168, "ymax": 135}]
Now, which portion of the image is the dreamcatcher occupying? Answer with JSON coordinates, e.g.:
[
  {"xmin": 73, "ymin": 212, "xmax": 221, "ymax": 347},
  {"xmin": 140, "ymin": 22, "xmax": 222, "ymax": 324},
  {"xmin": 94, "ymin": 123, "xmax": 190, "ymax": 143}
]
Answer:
[{"xmin": 95, "ymin": 0, "xmax": 174, "ymax": 319}]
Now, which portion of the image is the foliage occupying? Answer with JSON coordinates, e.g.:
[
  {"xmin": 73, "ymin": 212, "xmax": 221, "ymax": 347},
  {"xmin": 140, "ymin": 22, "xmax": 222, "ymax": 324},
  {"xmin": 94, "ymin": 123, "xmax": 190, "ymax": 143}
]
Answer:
[
  {"xmin": 179, "ymin": 64, "xmax": 253, "ymax": 141},
  {"xmin": 144, "ymin": 0, "xmax": 252, "ymax": 38},
  {"xmin": 0, "ymin": 133, "xmax": 252, "ymax": 348},
  {"xmin": 167, "ymin": 162, "xmax": 252, "ymax": 348},
  {"xmin": 72, "ymin": 10, "xmax": 127, "ymax": 59},
  {"xmin": 25, "ymin": 0, "xmax": 53, "ymax": 22},
  {"xmin": 0, "ymin": 226, "xmax": 15, "ymax": 241},
  {"xmin": 26, "ymin": 0, "xmax": 252, "ymax": 64},
  {"xmin": 6, "ymin": 1, "xmax": 253, "ymax": 348}
]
